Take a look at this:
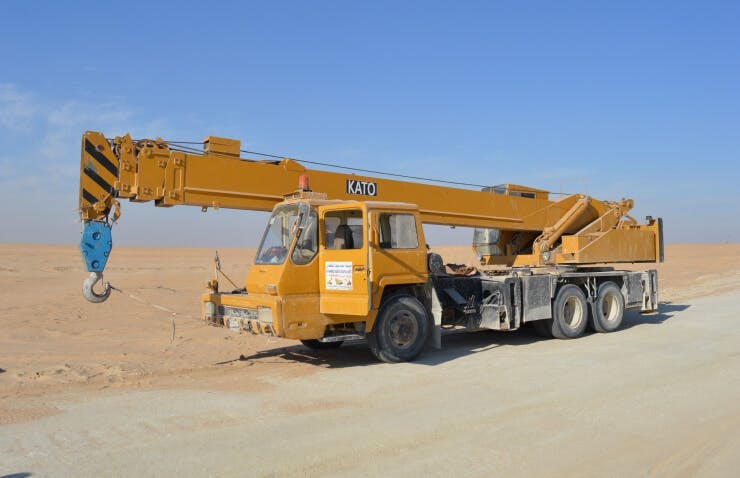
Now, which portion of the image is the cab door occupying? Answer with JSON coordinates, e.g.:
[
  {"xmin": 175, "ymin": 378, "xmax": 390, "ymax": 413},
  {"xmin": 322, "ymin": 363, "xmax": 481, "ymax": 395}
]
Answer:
[
  {"xmin": 319, "ymin": 205, "xmax": 370, "ymax": 315},
  {"xmin": 367, "ymin": 209, "xmax": 428, "ymax": 308}
]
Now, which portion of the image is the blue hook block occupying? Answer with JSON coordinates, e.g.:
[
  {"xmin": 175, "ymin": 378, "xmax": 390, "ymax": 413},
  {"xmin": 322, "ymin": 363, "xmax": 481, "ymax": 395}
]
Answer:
[{"xmin": 80, "ymin": 221, "xmax": 112, "ymax": 272}]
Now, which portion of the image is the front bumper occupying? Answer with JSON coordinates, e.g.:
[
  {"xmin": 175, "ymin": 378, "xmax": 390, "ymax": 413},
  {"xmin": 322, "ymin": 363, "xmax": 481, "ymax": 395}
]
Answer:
[
  {"xmin": 202, "ymin": 291, "xmax": 338, "ymax": 341},
  {"xmin": 202, "ymin": 292, "xmax": 279, "ymax": 336}
]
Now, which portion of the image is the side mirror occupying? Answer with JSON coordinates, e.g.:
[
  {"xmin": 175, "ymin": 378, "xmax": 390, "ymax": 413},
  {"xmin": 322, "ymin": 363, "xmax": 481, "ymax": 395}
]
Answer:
[
  {"xmin": 368, "ymin": 223, "xmax": 379, "ymax": 249},
  {"xmin": 292, "ymin": 202, "xmax": 311, "ymax": 237},
  {"xmin": 290, "ymin": 213, "xmax": 304, "ymax": 239}
]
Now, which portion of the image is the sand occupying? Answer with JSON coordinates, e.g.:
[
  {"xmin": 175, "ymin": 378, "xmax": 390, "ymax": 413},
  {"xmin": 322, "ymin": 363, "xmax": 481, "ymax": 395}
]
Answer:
[{"xmin": 1, "ymin": 243, "xmax": 739, "ymax": 476}]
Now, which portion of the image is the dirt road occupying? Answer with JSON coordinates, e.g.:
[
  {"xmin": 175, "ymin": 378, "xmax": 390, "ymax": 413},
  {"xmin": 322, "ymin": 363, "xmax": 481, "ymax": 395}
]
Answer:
[{"xmin": 1, "ymin": 244, "xmax": 739, "ymax": 476}]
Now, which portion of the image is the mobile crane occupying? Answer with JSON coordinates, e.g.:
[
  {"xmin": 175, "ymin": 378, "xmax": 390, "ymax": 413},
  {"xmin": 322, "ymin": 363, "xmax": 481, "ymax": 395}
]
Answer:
[{"xmin": 79, "ymin": 131, "xmax": 662, "ymax": 362}]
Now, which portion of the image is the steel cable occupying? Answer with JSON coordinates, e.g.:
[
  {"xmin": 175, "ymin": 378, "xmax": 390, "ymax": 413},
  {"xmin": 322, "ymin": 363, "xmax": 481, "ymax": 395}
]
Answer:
[{"xmin": 122, "ymin": 137, "xmax": 575, "ymax": 195}]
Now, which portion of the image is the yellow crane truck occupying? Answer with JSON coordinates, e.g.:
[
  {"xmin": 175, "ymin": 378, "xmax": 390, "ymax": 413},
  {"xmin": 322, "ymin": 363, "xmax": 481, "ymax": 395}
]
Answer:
[{"xmin": 78, "ymin": 131, "xmax": 663, "ymax": 362}]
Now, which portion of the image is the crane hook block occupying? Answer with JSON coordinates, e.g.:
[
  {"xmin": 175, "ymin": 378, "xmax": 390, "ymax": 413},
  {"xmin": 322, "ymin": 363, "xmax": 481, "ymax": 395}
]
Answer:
[
  {"xmin": 80, "ymin": 221, "xmax": 113, "ymax": 303},
  {"xmin": 80, "ymin": 221, "xmax": 112, "ymax": 272}
]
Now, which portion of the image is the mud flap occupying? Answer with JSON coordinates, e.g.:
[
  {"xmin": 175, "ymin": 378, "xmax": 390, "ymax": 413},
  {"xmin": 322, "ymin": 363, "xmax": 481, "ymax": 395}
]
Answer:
[
  {"xmin": 640, "ymin": 270, "xmax": 659, "ymax": 314},
  {"xmin": 430, "ymin": 286, "xmax": 443, "ymax": 349}
]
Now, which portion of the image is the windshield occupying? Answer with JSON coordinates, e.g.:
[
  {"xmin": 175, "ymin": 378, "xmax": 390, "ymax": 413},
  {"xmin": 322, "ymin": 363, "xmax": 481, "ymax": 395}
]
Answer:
[{"xmin": 255, "ymin": 204, "xmax": 318, "ymax": 265}]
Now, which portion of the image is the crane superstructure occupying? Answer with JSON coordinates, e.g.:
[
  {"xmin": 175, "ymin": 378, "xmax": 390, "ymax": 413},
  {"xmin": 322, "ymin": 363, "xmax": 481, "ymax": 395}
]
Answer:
[{"xmin": 79, "ymin": 131, "xmax": 662, "ymax": 362}]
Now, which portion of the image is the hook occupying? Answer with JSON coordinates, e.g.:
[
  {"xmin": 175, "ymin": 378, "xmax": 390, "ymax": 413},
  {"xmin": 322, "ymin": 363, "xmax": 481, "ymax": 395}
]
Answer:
[{"xmin": 82, "ymin": 271, "xmax": 111, "ymax": 303}]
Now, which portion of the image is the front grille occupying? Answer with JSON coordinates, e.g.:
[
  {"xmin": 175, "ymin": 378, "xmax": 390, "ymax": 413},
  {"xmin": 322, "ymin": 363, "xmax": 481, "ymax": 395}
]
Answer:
[
  {"xmin": 219, "ymin": 306, "xmax": 258, "ymax": 320},
  {"xmin": 211, "ymin": 305, "xmax": 275, "ymax": 335}
]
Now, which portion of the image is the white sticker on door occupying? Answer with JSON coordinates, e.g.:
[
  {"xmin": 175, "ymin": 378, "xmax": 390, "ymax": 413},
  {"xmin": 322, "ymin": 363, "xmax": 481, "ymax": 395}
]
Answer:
[{"xmin": 325, "ymin": 261, "xmax": 353, "ymax": 290}]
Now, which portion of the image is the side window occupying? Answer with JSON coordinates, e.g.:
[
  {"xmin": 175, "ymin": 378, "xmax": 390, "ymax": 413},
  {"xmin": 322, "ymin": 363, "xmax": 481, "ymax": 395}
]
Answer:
[
  {"xmin": 324, "ymin": 209, "xmax": 364, "ymax": 250},
  {"xmin": 378, "ymin": 213, "xmax": 419, "ymax": 249},
  {"xmin": 291, "ymin": 210, "xmax": 318, "ymax": 264},
  {"xmin": 324, "ymin": 216, "xmax": 340, "ymax": 248},
  {"xmin": 347, "ymin": 217, "xmax": 364, "ymax": 249}
]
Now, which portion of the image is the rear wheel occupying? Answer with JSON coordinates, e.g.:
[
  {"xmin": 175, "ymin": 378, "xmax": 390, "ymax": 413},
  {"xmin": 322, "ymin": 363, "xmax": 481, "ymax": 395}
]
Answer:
[
  {"xmin": 551, "ymin": 284, "xmax": 588, "ymax": 339},
  {"xmin": 591, "ymin": 282, "xmax": 625, "ymax": 333},
  {"xmin": 368, "ymin": 295, "xmax": 430, "ymax": 363},
  {"xmin": 300, "ymin": 339, "xmax": 343, "ymax": 350}
]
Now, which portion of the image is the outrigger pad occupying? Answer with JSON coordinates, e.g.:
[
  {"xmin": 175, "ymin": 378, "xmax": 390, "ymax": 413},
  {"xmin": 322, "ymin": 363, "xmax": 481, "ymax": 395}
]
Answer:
[{"xmin": 80, "ymin": 221, "xmax": 112, "ymax": 272}]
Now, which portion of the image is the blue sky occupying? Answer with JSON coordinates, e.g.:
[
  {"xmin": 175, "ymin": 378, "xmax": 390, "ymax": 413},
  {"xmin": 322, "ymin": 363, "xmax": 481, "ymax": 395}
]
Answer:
[{"xmin": 0, "ymin": 1, "xmax": 738, "ymax": 246}]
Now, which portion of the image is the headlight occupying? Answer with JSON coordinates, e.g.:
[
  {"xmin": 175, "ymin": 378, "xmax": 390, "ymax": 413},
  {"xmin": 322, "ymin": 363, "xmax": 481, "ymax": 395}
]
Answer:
[{"xmin": 204, "ymin": 301, "xmax": 216, "ymax": 319}]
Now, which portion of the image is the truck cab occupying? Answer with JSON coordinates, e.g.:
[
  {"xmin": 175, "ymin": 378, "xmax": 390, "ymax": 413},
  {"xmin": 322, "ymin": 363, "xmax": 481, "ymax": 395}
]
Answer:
[{"xmin": 202, "ymin": 190, "xmax": 431, "ymax": 360}]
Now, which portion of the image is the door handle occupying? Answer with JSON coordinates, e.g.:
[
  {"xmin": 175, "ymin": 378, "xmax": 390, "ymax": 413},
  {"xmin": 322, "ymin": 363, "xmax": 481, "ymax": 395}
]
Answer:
[{"xmin": 354, "ymin": 265, "xmax": 366, "ymax": 271}]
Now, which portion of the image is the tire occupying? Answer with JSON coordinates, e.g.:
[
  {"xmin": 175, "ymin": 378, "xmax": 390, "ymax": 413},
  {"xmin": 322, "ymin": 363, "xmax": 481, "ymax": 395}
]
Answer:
[
  {"xmin": 591, "ymin": 281, "xmax": 625, "ymax": 333},
  {"xmin": 551, "ymin": 284, "xmax": 588, "ymax": 339},
  {"xmin": 427, "ymin": 253, "xmax": 445, "ymax": 275},
  {"xmin": 368, "ymin": 295, "xmax": 430, "ymax": 363},
  {"xmin": 300, "ymin": 339, "xmax": 343, "ymax": 349}
]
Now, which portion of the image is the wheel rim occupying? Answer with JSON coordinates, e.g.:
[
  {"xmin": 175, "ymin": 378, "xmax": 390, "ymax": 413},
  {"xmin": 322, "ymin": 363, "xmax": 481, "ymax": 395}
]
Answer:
[
  {"xmin": 388, "ymin": 310, "xmax": 419, "ymax": 349},
  {"xmin": 601, "ymin": 292, "xmax": 620, "ymax": 323},
  {"xmin": 563, "ymin": 296, "xmax": 584, "ymax": 329}
]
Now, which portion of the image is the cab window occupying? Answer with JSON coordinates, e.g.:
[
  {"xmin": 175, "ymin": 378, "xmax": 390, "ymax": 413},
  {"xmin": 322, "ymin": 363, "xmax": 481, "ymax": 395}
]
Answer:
[
  {"xmin": 378, "ymin": 213, "xmax": 418, "ymax": 249},
  {"xmin": 255, "ymin": 205, "xmax": 299, "ymax": 264},
  {"xmin": 291, "ymin": 209, "xmax": 319, "ymax": 264},
  {"xmin": 324, "ymin": 210, "xmax": 364, "ymax": 250}
]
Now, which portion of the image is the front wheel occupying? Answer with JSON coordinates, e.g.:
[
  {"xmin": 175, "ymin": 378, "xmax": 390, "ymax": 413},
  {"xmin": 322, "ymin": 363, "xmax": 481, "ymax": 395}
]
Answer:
[{"xmin": 368, "ymin": 295, "xmax": 430, "ymax": 363}]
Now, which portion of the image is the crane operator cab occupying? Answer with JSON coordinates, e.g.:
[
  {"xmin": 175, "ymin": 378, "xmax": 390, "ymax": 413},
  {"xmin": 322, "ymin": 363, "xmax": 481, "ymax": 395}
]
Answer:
[{"xmin": 202, "ymin": 186, "xmax": 432, "ymax": 362}]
